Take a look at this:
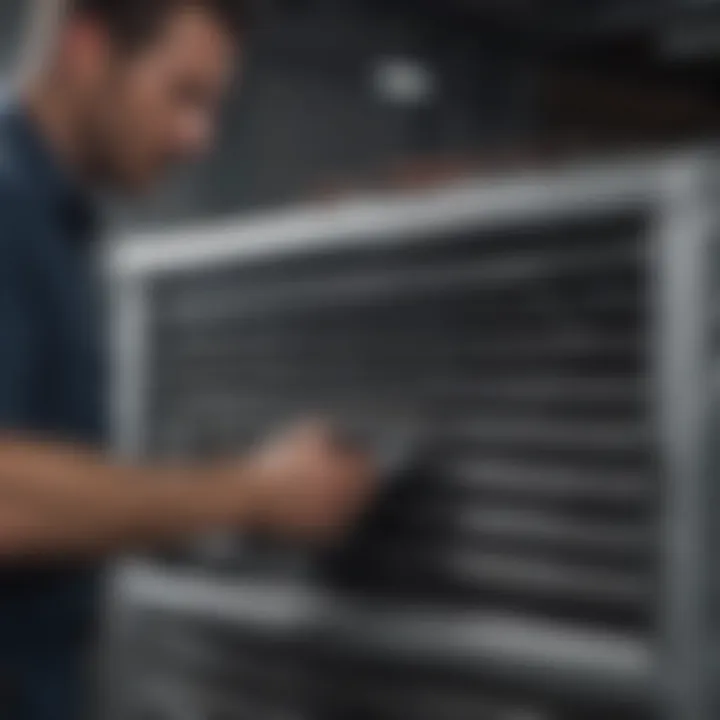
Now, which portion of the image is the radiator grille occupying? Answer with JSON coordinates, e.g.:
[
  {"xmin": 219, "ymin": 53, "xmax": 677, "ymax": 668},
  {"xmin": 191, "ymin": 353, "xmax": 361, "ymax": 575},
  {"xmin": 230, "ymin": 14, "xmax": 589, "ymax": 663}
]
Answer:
[
  {"xmin": 145, "ymin": 211, "xmax": 656, "ymax": 640},
  {"xmin": 123, "ymin": 610, "xmax": 652, "ymax": 720}
]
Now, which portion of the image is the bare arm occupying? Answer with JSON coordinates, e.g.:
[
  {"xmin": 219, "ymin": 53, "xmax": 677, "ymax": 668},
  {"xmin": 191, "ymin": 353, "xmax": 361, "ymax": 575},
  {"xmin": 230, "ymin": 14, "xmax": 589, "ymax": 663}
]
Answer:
[
  {"xmin": 0, "ymin": 425, "xmax": 375, "ymax": 564},
  {"xmin": 0, "ymin": 436, "xmax": 253, "ymax": 562}
]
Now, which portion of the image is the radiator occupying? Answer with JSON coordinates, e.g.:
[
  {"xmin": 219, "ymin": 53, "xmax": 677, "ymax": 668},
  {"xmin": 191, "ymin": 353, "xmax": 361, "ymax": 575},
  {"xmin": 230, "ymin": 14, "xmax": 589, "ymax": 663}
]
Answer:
[{"xmin": 104, "ymin": 151, "xmax": 720, "ymax": 720}]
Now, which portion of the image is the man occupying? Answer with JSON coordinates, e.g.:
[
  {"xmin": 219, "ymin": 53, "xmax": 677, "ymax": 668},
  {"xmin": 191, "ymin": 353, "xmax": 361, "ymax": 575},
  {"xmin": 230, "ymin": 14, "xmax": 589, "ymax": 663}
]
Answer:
[{"xmin": 0, "ymin": 1, "xmax": 377, "ymax": 718}]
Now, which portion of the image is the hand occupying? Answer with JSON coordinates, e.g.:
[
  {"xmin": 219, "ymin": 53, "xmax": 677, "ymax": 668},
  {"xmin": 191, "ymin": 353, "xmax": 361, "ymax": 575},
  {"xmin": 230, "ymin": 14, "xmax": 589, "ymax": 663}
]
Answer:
[{"xmin": 242, "ymin": 421, "xmax": 379, "ymax": 543}]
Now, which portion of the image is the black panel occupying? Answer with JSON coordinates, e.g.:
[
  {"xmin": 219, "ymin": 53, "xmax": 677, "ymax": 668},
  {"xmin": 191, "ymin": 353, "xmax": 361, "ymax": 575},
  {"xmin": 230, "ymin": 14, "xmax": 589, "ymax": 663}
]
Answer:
[
  {"xmin": 144, "ymin": 211, "xmax": 655, "ymax": 643},
  {"xmin": 113, "ymin": 204, "xmax": 662, "ymax": 720}
]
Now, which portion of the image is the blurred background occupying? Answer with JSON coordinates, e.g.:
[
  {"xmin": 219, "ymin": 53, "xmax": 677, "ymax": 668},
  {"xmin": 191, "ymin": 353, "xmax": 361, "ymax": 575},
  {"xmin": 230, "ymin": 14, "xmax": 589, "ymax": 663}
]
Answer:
[
  {"xmin": 6, "ymin": 0, "xmax": 720, "ymax": 719},
  {"xmin": 5, "ymin": 0, "xmax": 720, "ymax": 226}
]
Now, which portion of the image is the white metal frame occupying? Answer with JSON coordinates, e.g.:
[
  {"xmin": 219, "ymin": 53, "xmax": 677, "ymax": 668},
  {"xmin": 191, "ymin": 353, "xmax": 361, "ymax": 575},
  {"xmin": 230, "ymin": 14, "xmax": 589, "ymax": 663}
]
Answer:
[{"xmin": 105, "ymin": 148, "xmax": 720, "ymax": 719}]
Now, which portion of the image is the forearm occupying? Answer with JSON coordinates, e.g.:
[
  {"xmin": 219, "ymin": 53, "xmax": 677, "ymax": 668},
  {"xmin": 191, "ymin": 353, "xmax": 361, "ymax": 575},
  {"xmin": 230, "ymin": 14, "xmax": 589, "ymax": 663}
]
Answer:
[
  {"xmin": 0, "ymin": 499, "xmax": 204, "ymax": 561},
  {"xmin": 0, "ymin": 436, "xmax": 255, "ymax": 561}
]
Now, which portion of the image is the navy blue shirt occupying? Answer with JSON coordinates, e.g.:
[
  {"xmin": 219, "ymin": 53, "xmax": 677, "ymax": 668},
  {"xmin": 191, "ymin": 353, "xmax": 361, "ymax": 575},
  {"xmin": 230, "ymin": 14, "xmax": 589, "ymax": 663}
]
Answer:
[{"xmin": 0, "ymin": 104, "xmax": 105, "ymax": 718}]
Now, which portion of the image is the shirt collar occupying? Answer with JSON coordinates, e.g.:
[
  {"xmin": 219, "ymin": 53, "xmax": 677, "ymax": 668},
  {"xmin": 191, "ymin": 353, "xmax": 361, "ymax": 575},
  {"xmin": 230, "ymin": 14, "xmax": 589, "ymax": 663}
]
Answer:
[{"xmin": 1, "ymin": 100, "xmax": 99, "ymax": 246}]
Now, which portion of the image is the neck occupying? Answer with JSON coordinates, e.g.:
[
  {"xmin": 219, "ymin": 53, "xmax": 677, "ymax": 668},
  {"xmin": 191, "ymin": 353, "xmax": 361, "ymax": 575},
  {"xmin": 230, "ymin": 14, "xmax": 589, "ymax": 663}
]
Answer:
[{"xmin": 21, "ymin": 75, "xmax": 89, "ymax": 181}]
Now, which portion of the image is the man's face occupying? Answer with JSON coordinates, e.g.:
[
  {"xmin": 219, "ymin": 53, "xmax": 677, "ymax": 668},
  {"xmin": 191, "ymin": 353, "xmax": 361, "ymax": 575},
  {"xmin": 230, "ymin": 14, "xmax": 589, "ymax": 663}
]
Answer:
[{"xmin": 77, "ymin": 7, "xmax": 237, "ymax": 192}]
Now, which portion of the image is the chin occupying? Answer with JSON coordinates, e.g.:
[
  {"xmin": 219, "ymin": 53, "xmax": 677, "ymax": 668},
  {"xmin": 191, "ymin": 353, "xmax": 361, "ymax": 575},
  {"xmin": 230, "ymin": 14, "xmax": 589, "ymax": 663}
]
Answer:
[
  {"xmin": 107, "ymin": 156, "xmax": 180, "ymax": 196},
  {"xmin": 113, "ymin": 169, "xmax": 164, "ymax": 197}
]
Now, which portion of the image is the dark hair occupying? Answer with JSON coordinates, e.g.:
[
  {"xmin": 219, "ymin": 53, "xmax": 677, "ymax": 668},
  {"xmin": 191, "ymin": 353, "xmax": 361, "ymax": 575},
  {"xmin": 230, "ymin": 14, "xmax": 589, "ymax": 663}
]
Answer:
[{"xmin": 68, "ymin": 0, "xmax": 248, "ymax": 47}]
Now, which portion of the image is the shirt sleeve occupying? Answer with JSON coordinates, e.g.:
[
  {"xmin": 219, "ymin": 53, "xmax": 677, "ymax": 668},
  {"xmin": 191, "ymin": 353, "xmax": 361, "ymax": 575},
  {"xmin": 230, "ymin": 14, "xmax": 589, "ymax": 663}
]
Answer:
[{"xmin": 0, "ymin": 187, "xmax": 38, "ymax": 430}]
